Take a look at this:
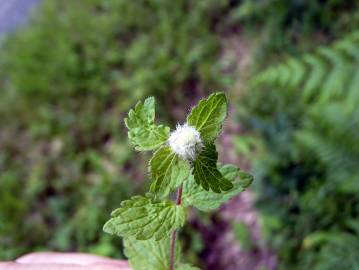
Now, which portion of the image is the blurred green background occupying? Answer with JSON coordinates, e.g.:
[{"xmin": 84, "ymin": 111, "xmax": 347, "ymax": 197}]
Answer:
[{"xmin": 0, "ymin": 0, "xmax": 358, "ymax": 269}]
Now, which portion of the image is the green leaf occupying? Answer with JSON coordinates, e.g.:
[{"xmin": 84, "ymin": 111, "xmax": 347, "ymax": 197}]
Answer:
[
  {"xmin": 125, "ymin": 97, "xmax": 170, "ymax": 151},
  {"xmin": 103, "ymin": 196, "xmax": 186, "ymax": 241},
  {"xmin": 124, "ymin": 237, "xmax": 199, "ymax": 270},
  {"xmin": 238, "ymin": 170, "xmax": 254, "ymax": 188},
  {"xmin": 183, "ymin": 164, "xmax": 253, "ymax": 211},
  {"xmin": 124, "ymin": 236, "xmax": 180, "ymax": 270},
  {"xmin": 149, "ymin": 146, "xmax": 190, "ymax": 197},
  {"xmin": 187, "ymin": 92, "xmax": 227, "ymax": 143},
  {"xmin": 192, "ymin": 143, "xmax": 233, "ymax": 193}
]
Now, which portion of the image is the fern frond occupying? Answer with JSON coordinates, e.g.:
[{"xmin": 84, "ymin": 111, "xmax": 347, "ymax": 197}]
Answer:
[
  {"xmin": 302, "ymin": 53, "xmax": 326, "ymax": 99},
  {"xmin": 251, "ymin": 31, "xmax": 359, "ymax": 105}
]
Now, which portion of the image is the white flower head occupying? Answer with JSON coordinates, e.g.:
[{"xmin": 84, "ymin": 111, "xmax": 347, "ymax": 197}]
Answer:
[{"xmin": 168, "ymin": 123, "xmax": 203, "ymax": 161}]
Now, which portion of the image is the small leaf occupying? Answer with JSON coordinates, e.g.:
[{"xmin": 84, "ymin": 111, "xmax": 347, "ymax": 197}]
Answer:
[
  {"xmin": 149, "ymin": 146, "xmax": 190, "ymax": 197},
  {"xmin": 193, "ymin": 143, "xmax": 233, "ymax": 193},
  {"xmin": 183, "ymin": 164, "xmax": 253, "ymax": 211},
  {"xmin": 123, "ymin": 237, "xmax": 180, "ymax": 270},
  {"xmin": 103, "ymin": 196, "xmax": 185, "ymax": 241},
  {"xmin": 187, "ymin": 92, "xmax": 227, "ymax": 143},
  {"xmin": 125, "ymin": 97, "xmax": 170, "ymax": 151},
  {"xmin": 238, "ymin": 170, "xmax": 254, "ymax": 188}
]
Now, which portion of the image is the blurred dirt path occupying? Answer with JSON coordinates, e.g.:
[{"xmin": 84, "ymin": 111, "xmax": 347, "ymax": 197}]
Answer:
[{"xmin": 0, "ymin": 0, "xmax": 40, "ymax": 35}]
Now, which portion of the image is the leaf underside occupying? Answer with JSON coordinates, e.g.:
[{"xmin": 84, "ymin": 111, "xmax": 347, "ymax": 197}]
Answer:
[
  {"xmin": 187, "ymin": 92, "xmax": 227, "ymax": 143},
  {"xmin": 103, "ymin": 196, "xmax": 185, "ymax": 241},
  {"xmin": 183, "ymin": 164, "xmax": 253, "ymax": 211},
  {"xmin": 125, "ymin": 97, "xmax": 170, "ymax": 151},
  {"xmin": 149, "ymin": 146, "xmax": 190, "ymax": 197},
  {"xmin": 193, "ymin": 143, "xmax": 233, "ymax": 193}
]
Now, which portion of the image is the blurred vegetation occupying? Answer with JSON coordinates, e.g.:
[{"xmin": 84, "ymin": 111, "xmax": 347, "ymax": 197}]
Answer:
[
  {"xmin": 236, "ymin": 0, "xmax": 359, "ymax": 269},
  {"xmin": 1, "ymin": 0, "xmax": 359, "ymax": 269},
  {"xmin": 234, "ymin": 0, "xmax": 359, "ymax": 68},
  {"xmin": 233, "ymin": 222, "xmax": 253, "ymax": 251},
  {"xmin": 0, "ymin": 0, "xmax": 236, "ymax": 261}
]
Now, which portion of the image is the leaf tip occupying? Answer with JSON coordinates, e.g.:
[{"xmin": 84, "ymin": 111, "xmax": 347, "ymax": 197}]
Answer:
[
  {"xmin": 238, "ymin": 171, "xmax": 254, "ymax": 188},
  {"xmin": 103, "ymin": 220, "xmax": 114, "ymax": 235}
]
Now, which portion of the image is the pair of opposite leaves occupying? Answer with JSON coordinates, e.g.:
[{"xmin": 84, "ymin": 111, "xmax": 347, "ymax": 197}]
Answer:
[{"xmin": 104, "ymin": 92, "xmax": 253, "ymax": 241}]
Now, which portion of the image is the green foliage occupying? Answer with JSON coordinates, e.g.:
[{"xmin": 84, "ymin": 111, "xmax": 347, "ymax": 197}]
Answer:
[
  {"xmin": 239, "ymin": 30, "xmax": 359, "ymax": 269},
  {"xmin": 0, "ymin": 0, "xmax": 237, "ymax": 261},
  {"xmin": 125, "ymin": 97, "xmax": 170, "ymax": 151},
  {"xmin": 104, "ymin": 93, "xmax": 253, "ymax": 269},
  {"xmin": 313, "ymin": 221, "xmax": 359, "ymax": 270},
  {"xmin": 124, "ymin": 237, "xmax": 200, "ymax": 270},
  {"xmin": 149, "ymin": 146, "xmax": 191, "ymax": 197},
  {"xmin": 187, "ymin": 92, "xmax": 228, "ymax": 143},
  {"xmin": 177, "ymin": 264, "xmax": 201, "ymax": 270},
  {"xmin": 252, "ymin": 31, "xmax": 359, "ymax": 107},
  {"xmin": 104, "ymin": 196, "xmax": 185, "ymax": 241},
  {"xmin": 123, "ymin": 236, "xmax": 180, "ymax": 270},
  {"xmin": 231, "ymin": 0, "xmax": 359, "ymax": 68},
  {"xmin": 182, "ymin": 165, "xmax": 252, "ymax": 211},
  {"xmin": 233, "ymin": 222, "xmax": 253, "ymax": 251},
  {"xmin": 193, "ymin": 144, "xmax": 233, "ymax": 193}
]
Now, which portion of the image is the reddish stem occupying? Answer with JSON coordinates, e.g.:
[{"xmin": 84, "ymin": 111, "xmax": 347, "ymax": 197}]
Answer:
[
  {"xmin": 175, "ymin": 185, "xmax": 183, "ymax": 205},
  {"xmin": 169, "ymin": 185, "xmax": 183, "ymax": 270}
]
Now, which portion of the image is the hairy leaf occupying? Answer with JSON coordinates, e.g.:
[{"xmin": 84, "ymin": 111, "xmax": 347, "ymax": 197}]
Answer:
[
  {"xmin": 187, "ymin": 92, "xmax": 227, "ymax": 143},
  {"xmin": 103, "ymin": 196, "xmax": 185, "ymax": 241},
  {"xmin": 149, "ymin": 146, "xmax": 190, "ymax": 197},
  {"xmin": 123, "ymin": 237, "xmax": 180, "ymax": 270},
  {"xmin": 183, "ymin": 164, "xmax": 253, "ymax": 211},
  {"xmin": 124, "ymin": 237, "xmax": 199, "ymax": 270},
  {"xmin": 193, "ymin": 143, "xmax": 233, "ymax": 193},
  {"xmin": 125, "ymin": 97, "xmax": 170, "ymax": 151}
]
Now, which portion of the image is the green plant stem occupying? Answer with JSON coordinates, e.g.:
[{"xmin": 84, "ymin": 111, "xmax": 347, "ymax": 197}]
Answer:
[{"xmin": 169, "ymin": 184, "xmax": 183, "ymax": 270}]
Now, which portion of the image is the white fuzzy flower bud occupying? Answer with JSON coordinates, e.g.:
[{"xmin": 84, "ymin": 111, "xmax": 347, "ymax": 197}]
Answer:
[{"xmin": 168, "ymin": 124, "xmax": 203, "ymax": 161}]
